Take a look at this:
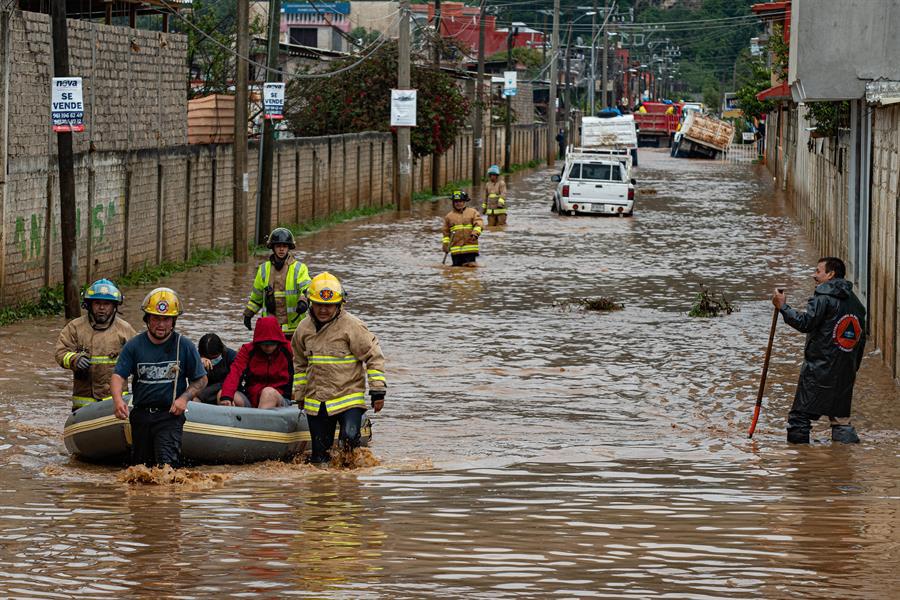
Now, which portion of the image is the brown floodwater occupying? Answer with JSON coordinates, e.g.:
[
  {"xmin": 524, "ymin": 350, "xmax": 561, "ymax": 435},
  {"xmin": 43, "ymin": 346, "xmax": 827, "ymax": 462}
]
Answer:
[{"xmin": 1, "ymin": 149, "xmax": 898, "ymax": 597}]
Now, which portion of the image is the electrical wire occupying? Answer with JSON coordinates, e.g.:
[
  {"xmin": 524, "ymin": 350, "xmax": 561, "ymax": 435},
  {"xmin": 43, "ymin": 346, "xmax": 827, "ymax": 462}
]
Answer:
[{"xmin": 156, "ymin": 0, "xmax": 401, "ymax": 80}]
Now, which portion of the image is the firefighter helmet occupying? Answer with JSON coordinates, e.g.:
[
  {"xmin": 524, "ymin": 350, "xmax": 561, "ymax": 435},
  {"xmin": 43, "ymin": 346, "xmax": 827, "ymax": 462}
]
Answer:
[
  {"xmin": 266, "ymin": 227, "xmax": 296, "ymax": 249},
  {"xmin": 487, "ymin": 165, "xmax": 501, "ymax": 176},
  {"xmin": 141, "ymin": 287, "xmax": 183, "ymax": 317},
  {"xmin": 450, "ymin": 190, "xmax": 469, "ymax": 203},
  {"xmin": 306, "ymin": 272, "xmax": 345, "ymax": 305},
  {"xmin": 81, "ymin": 279, "xmax": 123, "ymax": 308}
]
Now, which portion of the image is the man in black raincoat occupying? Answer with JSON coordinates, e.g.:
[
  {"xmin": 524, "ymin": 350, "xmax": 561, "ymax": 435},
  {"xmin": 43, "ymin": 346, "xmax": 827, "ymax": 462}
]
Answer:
[{"xmin": 773, "ymin": 257, "xmax": 866, "ymax": 444}]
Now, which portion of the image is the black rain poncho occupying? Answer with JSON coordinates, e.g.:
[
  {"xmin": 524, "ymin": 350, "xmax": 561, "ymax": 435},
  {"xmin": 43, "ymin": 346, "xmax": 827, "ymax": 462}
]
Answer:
[{"xmin": 780, "ymin": 278, "xmax": 866, "ymax": 417}]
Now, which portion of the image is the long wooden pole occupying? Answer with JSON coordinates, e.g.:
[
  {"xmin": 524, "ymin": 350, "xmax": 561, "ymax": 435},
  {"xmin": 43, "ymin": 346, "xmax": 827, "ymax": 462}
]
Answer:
[
  {"xmin": 431, "ymin": 0, "xmax": 441, "ymax": 195},
  {"xmin": 471, "ymin": 4, "xmax": 485, "ymax": 199},
  {"xmin": 547, "ymin": 0, "xmax": 560, "ymax": 165},
  {"xmin": 258, "ymin": 0, "xmax": 282, "ymax": 245},
  {"xmin": 748, "ymin": 294, "xmax": 782, "ymax": 439},
  {"xmin": 50, "ymin": 0, "xmax": 80, "ymax": 318},
  {"xmin": 397, "ymin": 0, "xmax": 412, "ymax": 211}
]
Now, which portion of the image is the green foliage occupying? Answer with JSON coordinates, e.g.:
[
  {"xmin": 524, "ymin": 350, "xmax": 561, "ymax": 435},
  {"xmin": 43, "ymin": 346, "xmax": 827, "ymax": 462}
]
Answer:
[
  {"xmin": 412, "ymin": 178, "xmax": 473, "ymax": 203},
  {"xmin": 486, "ymin": 47, "xmax": 545, "ymax": 78},
  {"xmin": 0, "ymin": 286, "xmax": 66, "ymax": 326},
  {"xmin": 492, "ymin": 101, "xmax": 517, "ymax": 125},
  {"xmin": 805, "ymin": 101, "xmax": 850, "ymax": 138},
  {"xmin": 284, "ymin": 42, "xmax": 471, "ymax": 159},
  {"xmin": 349, "ymin": 26, "xmax": 381, "ymax": 47},
  {"xmin": 702, "ymin": 82, "xmax": 721, "ymax": 112},
  {"xmin": 734, "ymin": 58, "xmax": 777, "ymax": 120},
  {"xmin": 175, "ymin": 0, "xmax": 265, "ymax": 99},
  {"xmin": 766, "ymin": 23, "xmax": 790, "ymax": 81},
  {"xmin": 688, "ymin": 285, "xmax": 735, "ymax": 318}
]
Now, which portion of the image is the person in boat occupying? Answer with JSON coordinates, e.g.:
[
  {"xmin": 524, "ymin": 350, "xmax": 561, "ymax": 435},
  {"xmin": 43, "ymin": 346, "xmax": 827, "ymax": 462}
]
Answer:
[
  {"xmin": 442, "ymin": 190, "xmax": 483, "ymax": 268},
  {"xmin": 483, "ymin": 165, "xmax": 508, "ymax": 227},
  {"xmin": 292, "ymin": 272, "xmax": 386, "ymax": 465},
  {"xmin": 218, "ymin": 316, "xmax": 293, "ymax": 409},
  {"xmin": 55, "ymin": 279, "xmax": 136, "ymax": 412},
  {"xmin": 243, "ymin": 227, "xmax": 311, "ymax": 336},
  {"xmin": 196, "ymin": 333, "xmax": 237, "ymax": 404},
  {"xmin": 772, "ymin": 257, "xmax": 866, "ymax": 444},
  {"xmin": 111, "ymin": 287, "xmax": 207, "ymax": 468}
]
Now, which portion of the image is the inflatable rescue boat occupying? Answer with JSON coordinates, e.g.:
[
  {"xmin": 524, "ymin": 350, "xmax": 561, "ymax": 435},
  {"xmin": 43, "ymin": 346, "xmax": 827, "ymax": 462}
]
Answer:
[{"xmin": 63, "ymin": 399, "xmax": 371, "ymax": 464}]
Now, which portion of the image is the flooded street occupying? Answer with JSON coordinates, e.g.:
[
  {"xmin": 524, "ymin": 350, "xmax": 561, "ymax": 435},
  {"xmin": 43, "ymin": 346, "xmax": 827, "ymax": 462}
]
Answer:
[{"xmin": 1, "ymin": 149, "xmax": 898, "ymax": 597}]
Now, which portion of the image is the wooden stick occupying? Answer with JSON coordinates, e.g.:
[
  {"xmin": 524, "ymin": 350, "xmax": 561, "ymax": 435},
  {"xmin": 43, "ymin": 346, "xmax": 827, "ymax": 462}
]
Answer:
[{"xmin": 748, "ymin": 293, "xmax": 782, "ymax": 438}]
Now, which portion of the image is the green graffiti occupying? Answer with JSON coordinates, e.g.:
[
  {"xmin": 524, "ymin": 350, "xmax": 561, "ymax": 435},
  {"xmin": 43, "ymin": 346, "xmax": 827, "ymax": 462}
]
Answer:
[
  {"xmin": 14, "ymin": 217, "xmax": 26, "ymax": 257},
  {"xmin": 91, "ymin": 204, "xmax": 106, "ymax": 243},
  {"xmin": 30, "ymin": 214, "xmax": 42, "ymax": 259}
]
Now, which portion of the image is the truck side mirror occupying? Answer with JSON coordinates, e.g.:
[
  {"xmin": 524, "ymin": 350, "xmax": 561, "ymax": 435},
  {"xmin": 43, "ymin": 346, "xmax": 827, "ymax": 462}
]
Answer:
[
  {"xmin": 631, "ymin": 178, "xmax": 637, "ymax": 185},
  {"xmin": 551, "ymin": 175, "xmax": 561, "ymax": 182}
]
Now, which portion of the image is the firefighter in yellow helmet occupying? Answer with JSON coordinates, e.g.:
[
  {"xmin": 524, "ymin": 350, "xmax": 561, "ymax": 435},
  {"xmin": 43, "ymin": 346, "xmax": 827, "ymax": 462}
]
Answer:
[
  {"xmin": 55, "ymin": 279, "xmax": 136, "ymax": 411},
  {"xmin": 483, "ymin": 165, "xmax": 508, "ymax": 226},
  {"xmin": 111, "ymin": 287, "xmax": 207, "ymax": 467},
  {"xmin": 243, "ymin": 227, "xmax": 312, "ymax": 336},
  {"xmin": 291, "ymin": 273, "xmax": 386, "ymax": 465},
  {"xmin": 442, "ymin": 190, "xmax": 483, "ymax": 267}
]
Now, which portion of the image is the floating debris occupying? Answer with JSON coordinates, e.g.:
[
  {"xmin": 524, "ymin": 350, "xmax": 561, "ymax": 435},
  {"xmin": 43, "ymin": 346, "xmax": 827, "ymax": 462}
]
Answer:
[
  {"xmin": 688, "ymin": 285, "xmax": 735, "ymax": 318},
  {"xmin": 556, "ymin": 297, "xmax": 624, "ymax": 312},
  {"xmin": 640, "ymin": 188, "xmax": 658, "ymax": 195}
]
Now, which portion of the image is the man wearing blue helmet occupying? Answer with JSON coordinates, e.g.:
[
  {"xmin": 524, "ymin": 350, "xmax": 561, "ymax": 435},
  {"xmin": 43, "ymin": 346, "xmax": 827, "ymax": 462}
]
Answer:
[
  {"xmin": 483, "ymin": 165, "xmax": 508, "ymax": 226},
  {"xmin": 55, "ymin": 279, "xmax": 136, "ymax": 412}
]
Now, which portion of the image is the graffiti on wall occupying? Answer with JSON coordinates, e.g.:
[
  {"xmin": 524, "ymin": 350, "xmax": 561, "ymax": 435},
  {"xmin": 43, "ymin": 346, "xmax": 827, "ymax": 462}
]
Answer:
[{"xmin": 12, "ymin": 199, "xmax": 120, "ymax": 268}]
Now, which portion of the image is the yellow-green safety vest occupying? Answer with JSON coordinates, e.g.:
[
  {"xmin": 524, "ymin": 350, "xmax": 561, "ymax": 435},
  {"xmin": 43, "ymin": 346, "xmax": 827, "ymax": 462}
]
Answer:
[{"xmin": 246, "ymin": 259, "xmax": 311, "ymax": 334}]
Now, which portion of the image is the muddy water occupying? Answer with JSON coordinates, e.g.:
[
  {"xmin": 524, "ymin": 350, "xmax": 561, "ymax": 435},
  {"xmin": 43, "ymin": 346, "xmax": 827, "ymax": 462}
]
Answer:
[{"xmin": 1, "ymin": 149, "xmax": 898, "ymax": 597}]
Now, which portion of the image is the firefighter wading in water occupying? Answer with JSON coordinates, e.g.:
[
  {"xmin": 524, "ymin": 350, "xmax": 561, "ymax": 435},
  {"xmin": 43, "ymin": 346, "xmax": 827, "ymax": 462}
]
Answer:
[
  {"xmin": 442, "ymin": 190, "xmax": 484, "ymax": 267},
  {"xmin": 291, "ymin": 273, "xmax": 386, "ymax": 465},
  {"xmin": 55, "ymin": 279, "xmax": 136, "ymax": 411},
  {"xmin": 483, "ymin": 165, "xmax": 508, "ymax": 226},
  {"xmin": 243, "ymin": 227, "xmax": 311, "ymax": 336}
]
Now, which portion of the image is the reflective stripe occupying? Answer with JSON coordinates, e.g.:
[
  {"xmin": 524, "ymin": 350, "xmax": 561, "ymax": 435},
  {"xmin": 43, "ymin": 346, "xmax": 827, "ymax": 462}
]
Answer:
[
  {"xmin": 309, "ymin": 354, "xmax": 359, "ymax": 365},
  {"xmin": 89, "ymin": 356, "xmax": 117, "ymax": 365},
  {"xmin": 441, "ymin": 236, "xmax": 451, "ymax": 244},
  {"xmin": 304, "ymin": 392, "xmax": 367, "ymax": 415},
  {"xmin": 473, "ymin": 227, "xmax": 483, "ymax": 234},
  {"xmin": 450, "ymin": 244, "xmax": 480, "ymax": 254},
  {"xmin": 450, "ymin": 224, "xmax": 473, "ymax": 232},
  {"xmin": 62, "ymin": 352, "xmax": 77, "ymax": 369},
  {"xmin": 72, "ymin": 395, "xmax": 112, "ymax": 409},
  {"xmin": 293, "ymin": 372, "xmax": 308, "ymax": 385}
]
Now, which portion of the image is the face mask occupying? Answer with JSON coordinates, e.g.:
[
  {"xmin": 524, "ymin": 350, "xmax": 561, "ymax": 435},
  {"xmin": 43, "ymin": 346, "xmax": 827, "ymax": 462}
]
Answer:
[{"xmin": 210, "ymin": 356, "xmax": 223, "ymax": 367}]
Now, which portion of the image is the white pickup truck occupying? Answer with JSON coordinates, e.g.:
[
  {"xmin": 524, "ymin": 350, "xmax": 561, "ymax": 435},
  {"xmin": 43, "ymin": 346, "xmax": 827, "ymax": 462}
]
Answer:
[{"xmin": 551, "ymin": 150, "xmax": 635, "ymax": 217}]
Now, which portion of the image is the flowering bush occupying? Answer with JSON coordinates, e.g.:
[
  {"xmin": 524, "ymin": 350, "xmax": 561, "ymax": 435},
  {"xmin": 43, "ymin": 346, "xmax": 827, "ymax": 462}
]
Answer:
[{"xmin": 284, "ymin": 42, "xmax": 470, "ymax": 159}]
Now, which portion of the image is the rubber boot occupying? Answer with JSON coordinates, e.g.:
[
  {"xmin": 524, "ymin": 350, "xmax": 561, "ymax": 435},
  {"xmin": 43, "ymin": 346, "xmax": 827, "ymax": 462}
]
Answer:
[
  {"xmin": 787, "ymin": 411, "xmax": 813, "ymax": 444},
  {"xmin": 831, "ymin": 424, "xmax": 860, "ymax": 444}
]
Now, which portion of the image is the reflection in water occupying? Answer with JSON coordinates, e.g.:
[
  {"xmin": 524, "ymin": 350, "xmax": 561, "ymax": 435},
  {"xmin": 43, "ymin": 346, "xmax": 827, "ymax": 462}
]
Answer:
[{"xmin": 0, "ymin": 150, "xmax": 898, "ymax": 597}]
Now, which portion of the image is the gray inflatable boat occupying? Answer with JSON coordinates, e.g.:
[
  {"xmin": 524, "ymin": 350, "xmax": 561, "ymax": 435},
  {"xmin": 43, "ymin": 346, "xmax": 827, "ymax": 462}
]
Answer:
[{"xmin": 63, "ymin": 399, "xmax": 371, "ymax": 464}]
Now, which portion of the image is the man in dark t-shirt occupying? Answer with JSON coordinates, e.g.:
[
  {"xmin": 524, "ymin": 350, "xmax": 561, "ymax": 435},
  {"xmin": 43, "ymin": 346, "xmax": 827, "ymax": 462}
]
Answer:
[{"xmin": 111, "ymin": 287, "xmax": 206, "ymax": 467}]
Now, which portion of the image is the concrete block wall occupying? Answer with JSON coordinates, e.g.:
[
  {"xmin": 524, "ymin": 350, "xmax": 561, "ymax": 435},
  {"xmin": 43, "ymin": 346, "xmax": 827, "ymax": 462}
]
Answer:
[
  {"xmin": 6, "ymin": 11, "xmax": 187, "ymax": 158},
  {"xmin": 0, "ymin": 124, "xmax": 547, "ymax": 305}
]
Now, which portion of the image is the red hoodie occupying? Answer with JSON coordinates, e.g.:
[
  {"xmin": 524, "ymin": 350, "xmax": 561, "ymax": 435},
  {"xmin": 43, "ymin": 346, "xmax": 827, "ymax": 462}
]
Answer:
[{"xmin": 221, "ymin": 316, "xmax": 293, "ymax": 407}]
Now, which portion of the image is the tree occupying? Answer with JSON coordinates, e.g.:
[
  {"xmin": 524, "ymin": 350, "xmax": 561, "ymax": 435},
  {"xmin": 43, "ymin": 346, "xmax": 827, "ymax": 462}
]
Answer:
[
  {"xmin": 284, "ymin": 42, "xmax": 470, "ymax": 159},
  {"xmin": 349, "ymin": 26, "xmax": 381, "ymax": 47},
  {"xmin": 734, "ymin": 58, "xmax": 776, "ymax": 120}
]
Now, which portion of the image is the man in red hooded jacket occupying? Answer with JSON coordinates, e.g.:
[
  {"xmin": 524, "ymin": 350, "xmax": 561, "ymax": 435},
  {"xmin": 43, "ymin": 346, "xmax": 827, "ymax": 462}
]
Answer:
[{"xmin": 219, "ymin": 316, "xmax": 293, "ymax": 408}]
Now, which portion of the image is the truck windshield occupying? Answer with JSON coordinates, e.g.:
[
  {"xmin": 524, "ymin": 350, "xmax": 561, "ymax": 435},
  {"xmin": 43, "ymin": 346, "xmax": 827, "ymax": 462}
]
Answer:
[{"xmin": 574, "ymin": 163, "xmax": 621, "ymax": 181}]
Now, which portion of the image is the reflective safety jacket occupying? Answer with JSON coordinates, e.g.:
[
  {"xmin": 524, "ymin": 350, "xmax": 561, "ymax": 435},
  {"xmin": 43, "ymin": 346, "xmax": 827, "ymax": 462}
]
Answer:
[
  {"xmin": 483, "ymin": 179, "xmax": 507, "ymax": 215},
  {"xmin": 55, "ymin": 314, "xmax": 136, "ymax": 410},
  {"xmin": 442, "ymin": 207, "xmax": 483, "ymax": 255},
  {"xmin": 291, "ymin": 309, "xmax": 386, "ymax": 416},
  {"xmin": 245, "ymin": 255, "xmax": 311, "ymax": 335}
]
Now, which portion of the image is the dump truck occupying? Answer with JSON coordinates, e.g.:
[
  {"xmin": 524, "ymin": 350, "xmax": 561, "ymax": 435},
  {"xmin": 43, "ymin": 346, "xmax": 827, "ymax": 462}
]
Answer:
[
  {"xmin": 671, "ymin": 112, "xmax": 735, "ymax": 159},
  {"xmin": 633, "ymin": 102, "xmax": 681, "ymax": 147}
]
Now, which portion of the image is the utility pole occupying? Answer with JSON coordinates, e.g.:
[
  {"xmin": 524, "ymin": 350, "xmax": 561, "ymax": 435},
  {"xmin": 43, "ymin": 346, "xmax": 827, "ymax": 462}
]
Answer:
[
  {"xmin": 564, "ymin": 26, "xmax": 571, "ymax": 145},
  {"xmin": 589, "ymin": 0, "xmax": 597, "ymax": 115},
  {"xmin": 471, "ymin": 3, "xmax": 486, "ymax": 200},
  {"xmin": 258, "ymin": 0, "xmax": 281, "ymax": 245},
  {"xmin": 504, "ymin": 25, "xmax": 516, "ymax": 173},
  {"xmin": 50, "ymin": 0, "xmax": 79, "ymax": 318},
  {"xmin": 233, "ymin": 0, "xmax": 249, "ymax": 262},
  {"xmin": 397, "ymin": 0, "xmax": 412, "ymax": 210},
  {"xmin": 431, "ymin": 0, "xmax": 441, "ymax": 195},
  {"xmin": 547, "ymin": 0, "xmax": 560, "ymax": 165},
  {"xmin": 601, "ymin": 0, "xmax": 609, "ymax": 108}
]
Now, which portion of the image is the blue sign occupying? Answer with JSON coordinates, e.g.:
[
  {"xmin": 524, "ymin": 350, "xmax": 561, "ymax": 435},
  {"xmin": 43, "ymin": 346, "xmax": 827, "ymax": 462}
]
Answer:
[{"xmin": 282, "ymin": 2, "xmax": 350, "ymax": 16}]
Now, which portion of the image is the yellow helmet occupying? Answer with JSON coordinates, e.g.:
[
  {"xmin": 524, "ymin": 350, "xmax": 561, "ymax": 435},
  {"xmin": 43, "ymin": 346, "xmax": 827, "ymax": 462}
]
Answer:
[
  {"xmin": 306, "ymin": 272, "xmax": 345, "ymax": 305},
  {"xmin": 141, "ymin": 287, "xmax": 183, "ymax": 316}
]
